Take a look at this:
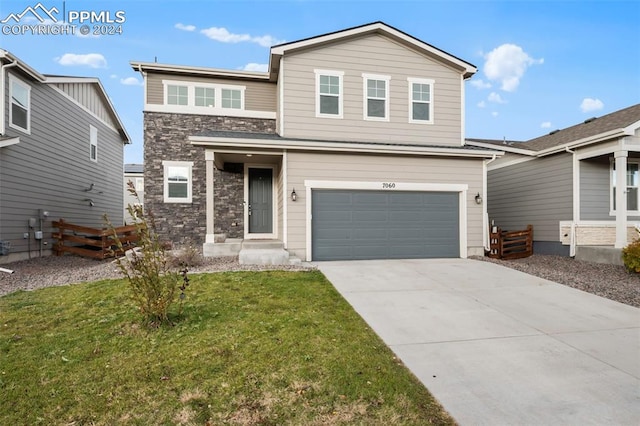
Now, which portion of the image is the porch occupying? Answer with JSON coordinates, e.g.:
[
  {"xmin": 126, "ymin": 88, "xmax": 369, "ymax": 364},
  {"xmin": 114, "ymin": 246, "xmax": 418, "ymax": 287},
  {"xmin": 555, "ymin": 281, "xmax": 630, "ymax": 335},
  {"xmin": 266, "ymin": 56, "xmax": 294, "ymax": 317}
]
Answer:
[{"xmin": 560, "ymin": 221, "xmax": 640, "ymax": 265}]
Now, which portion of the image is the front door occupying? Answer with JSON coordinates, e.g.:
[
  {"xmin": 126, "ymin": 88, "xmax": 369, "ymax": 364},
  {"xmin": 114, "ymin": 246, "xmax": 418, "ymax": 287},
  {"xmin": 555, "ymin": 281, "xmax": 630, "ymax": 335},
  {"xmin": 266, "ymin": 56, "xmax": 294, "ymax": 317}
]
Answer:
[{"xmin": 248, "ymin": 168, "xmax": 273, "ymax": 234}]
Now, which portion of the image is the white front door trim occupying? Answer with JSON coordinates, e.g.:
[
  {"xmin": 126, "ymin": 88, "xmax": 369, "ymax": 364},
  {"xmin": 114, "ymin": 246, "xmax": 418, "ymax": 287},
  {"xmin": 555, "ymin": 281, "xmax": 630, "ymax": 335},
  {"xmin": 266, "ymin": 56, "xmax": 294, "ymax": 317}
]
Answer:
[{"xmin": 244, "ymin": 164, "xmax": 278, "ymax": 240}]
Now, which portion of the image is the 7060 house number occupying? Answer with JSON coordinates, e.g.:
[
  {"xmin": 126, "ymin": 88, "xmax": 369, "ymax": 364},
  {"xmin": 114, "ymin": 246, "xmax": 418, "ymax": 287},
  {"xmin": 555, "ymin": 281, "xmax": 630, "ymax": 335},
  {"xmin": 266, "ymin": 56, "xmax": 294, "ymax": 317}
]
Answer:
[{"xmin": 382, "ymin": 182, "xmax": 396, "ymax": 189}]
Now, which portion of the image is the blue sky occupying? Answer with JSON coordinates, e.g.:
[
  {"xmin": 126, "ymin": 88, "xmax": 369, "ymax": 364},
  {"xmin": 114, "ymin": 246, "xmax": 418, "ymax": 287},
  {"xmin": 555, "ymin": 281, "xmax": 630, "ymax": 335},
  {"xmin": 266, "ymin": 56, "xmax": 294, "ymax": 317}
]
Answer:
[{"xmin": 1, "ymin": 0, "xmax": 639, "ymax": 164}]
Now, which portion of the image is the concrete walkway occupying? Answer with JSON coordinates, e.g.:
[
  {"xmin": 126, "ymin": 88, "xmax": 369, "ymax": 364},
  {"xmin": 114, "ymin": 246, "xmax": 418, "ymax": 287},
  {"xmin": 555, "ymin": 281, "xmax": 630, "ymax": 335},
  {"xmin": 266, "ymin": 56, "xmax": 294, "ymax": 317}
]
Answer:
[{"xmin": 316, "ymin": 258, "xmax": 640, "ymax": 425}]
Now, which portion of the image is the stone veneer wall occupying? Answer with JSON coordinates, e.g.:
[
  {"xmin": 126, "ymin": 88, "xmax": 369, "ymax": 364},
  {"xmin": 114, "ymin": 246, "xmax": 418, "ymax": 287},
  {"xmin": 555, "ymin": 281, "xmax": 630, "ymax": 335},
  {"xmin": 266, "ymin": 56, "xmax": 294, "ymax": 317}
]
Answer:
[{"xmin": 144, "ymin": 112, "xmax": 276, "ymax": 247}]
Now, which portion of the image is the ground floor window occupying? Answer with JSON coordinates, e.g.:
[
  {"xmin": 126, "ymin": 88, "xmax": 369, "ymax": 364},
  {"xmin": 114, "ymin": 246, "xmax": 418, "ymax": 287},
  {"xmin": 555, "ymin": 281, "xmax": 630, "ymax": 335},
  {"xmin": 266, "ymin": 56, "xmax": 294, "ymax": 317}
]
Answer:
[{"xmin": 163, "ymin": 160, "xmax": 193, "ymax": 203}]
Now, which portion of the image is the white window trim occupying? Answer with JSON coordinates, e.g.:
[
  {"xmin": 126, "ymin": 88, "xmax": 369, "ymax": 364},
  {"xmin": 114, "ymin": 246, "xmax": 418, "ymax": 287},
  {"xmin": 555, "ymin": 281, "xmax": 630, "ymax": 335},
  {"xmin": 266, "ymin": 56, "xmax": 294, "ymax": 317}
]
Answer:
[
  {"xmin": 362, "ymin": 73, "xmax": 390, "ymax": 122},
  {"xmin": 162, "ymin": 79, "xmax": 245, "ymax": 114},
  {"xmin": 89, "ymin": 125, "xmax": 98, "ymax": 162},
  {"xmin": 609, "ymin": 158, "xmax": 640, "ymax": 215},
  {"xmin": 9, "ymin": 74, "xmax": 31, "ymax": 134},
  {"xmin": 314, "ymin": 69, "xmax": 344, "ymax": 119},
  {"xmin": 162, "ymin": 160, "xmax": 193, "ymax": 203},
  {"xmin": 407, "ymin": 77, "xmax": 434, "ymax": 124}
]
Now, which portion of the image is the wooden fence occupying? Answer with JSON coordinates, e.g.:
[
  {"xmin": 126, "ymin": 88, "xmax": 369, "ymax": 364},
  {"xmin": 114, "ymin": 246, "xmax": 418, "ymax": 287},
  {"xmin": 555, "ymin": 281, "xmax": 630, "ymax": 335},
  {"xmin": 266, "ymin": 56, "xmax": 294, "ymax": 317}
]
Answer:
[
  {"xmin": 52, "ymin": 219, "xmax": 139, "ymax": 259},
  {"xmin": 488, "ymin": 225, "xmax": 533, "ymax": 260}
]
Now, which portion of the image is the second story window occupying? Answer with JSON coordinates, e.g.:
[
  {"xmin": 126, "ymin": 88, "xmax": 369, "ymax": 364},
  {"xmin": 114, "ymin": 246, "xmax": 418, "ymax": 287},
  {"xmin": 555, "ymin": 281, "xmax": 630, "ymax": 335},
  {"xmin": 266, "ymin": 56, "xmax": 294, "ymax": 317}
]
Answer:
[
  {"xmin": 315, "ymin": 70, "xmax": 343, "ymax": 118},
  {"xmin": 163, "ymin": 80, "xmax": 245, "ymax": 112},
  {"xmin": 9, "ymin": 74, "xmax": 31, "ymax": 133},
  {"xmin": 195, "ymin": 87, "xmax": 215, "ymax": 107},
  {"xmin": 221, "ymin": 89, "xmax": 241, "ymax": 109},
  {"xmin": 363, "ymin": 74, "xmax": 390, "ymax": 121},
  {"xmin": 408, "ymin": 78, "xmax": 434, "ymax": 124},
  {"xmin": 167, "ymin": 84, "xmax": 188, "ymax": 105}
]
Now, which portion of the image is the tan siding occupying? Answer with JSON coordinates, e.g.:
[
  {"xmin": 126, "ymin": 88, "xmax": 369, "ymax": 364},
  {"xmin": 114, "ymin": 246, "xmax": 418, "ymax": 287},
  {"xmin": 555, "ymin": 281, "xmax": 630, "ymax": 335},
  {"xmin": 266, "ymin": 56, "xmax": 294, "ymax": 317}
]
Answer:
[
  {"xmin": 282, "ymin": 34, "xmax": 463, "ymax": 145},
  {"xmin": 54, "ymin": 82, "xmax": 116, "ymax": 128},
  {"xmin": 145, "ymin": 72, "xmax": 276, "ymax": 112},
  {"xmin": 285, "ymin": 152, "xmax": 484, "ymax": 260},
  {"xmin": 488, "ymin": 153, "xmax": 573, "ymax": 242}
]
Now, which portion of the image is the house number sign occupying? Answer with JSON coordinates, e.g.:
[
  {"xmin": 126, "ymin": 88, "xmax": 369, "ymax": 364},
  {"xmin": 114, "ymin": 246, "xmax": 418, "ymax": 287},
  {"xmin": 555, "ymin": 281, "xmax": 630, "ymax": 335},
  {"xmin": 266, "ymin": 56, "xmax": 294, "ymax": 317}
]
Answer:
[{"xmin": 382, "ymin": 182, "xmax": 396, "ymax": 189}]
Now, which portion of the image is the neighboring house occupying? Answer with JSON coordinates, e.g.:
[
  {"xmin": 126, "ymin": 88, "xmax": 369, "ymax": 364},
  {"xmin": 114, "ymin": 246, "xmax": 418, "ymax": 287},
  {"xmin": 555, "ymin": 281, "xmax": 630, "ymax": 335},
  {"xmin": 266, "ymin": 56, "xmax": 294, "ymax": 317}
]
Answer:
[
  {"xmin": 0, "ymin": 50, "xmax": 130, "ymax": 263},
  {"xmin": 124, "ymin": 163, "xmax": 144, "ymax": 222},
  {"xmin": 131, "ymin": 21, "xmax": 500, "ymax": 263},
  {"xmin": 467, "ymin": 103, "xmax": 640, "ymax": 262}
]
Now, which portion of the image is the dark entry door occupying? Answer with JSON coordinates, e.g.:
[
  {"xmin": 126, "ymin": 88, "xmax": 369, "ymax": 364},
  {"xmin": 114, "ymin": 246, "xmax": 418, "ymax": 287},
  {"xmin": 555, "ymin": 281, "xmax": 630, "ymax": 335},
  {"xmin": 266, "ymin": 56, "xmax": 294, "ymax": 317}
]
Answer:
[{"xmin": 248, "ymin": 168, "xmax": 273, "ymax": 234}]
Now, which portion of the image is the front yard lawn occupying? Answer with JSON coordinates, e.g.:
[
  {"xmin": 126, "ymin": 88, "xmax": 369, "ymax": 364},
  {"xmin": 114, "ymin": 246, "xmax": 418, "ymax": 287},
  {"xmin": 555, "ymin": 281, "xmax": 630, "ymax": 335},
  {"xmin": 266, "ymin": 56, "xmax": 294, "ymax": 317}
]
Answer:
[{"xmin": 0, "ymin": 270, "xmax": 454, "ymax": 425}]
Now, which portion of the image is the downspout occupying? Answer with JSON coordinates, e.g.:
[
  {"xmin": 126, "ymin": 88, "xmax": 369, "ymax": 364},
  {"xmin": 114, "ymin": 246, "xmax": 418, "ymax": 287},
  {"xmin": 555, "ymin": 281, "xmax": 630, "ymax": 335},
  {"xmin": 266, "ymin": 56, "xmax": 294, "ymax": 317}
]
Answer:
[
  {"xmin": 483, "ymin": 154, "xmax": 498, "ymax": 251},
  {"xmin": 566, "ymin": 147, "xmax": 578, "ymax": 257}
]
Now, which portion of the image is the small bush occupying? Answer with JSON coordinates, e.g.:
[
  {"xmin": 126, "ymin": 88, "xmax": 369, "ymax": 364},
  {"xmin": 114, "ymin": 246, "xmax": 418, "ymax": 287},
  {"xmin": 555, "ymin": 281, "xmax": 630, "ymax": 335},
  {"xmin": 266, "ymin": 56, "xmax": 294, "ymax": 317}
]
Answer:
[
  {"xmin": 105, "ymin": 181, "xmax": 187, "ymax": 327},
  {"xmin": 169, "ymin": 244, "xmax": 204, "ymax": 268},
  {"xmin": 622, "ymin": 238, "xmax": 640, "ymax": 274}
]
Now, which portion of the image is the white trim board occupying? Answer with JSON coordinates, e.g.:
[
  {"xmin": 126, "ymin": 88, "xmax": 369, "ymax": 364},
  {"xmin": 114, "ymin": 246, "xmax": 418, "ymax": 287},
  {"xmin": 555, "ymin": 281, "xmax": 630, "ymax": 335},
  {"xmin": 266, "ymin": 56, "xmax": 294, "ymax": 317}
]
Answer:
[{"xmin": 144, "ymin": 103, "xmax": 276, "ymax": 119}]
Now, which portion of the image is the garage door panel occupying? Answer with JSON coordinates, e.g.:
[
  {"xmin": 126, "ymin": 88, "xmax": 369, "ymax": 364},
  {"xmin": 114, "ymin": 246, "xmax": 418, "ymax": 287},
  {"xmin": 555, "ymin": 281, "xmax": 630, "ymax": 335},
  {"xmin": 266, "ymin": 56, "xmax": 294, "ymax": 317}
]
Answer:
[{"xmin": 312, "ymin": 189, "xmax": 459, "ymax": 261}]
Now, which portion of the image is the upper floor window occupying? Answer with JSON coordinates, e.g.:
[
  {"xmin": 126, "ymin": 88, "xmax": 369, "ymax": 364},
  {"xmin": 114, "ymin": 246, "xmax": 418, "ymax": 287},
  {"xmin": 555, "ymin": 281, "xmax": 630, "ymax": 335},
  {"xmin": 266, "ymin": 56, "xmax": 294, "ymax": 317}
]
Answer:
[
  {"xmin": 9, "ymin": 75, "xmax": 31, "ymax": 133},
  {"xmin": 163, "ymin": 160, "xmax": 193, "ymax": 203},
  {"xmin": 611, "ymin": 160, "xmax": 639, "ymax": 213},
  {"xmin": 89, "ymin": 125, "xmax": 98, "ymax": 162},
  {"xmin": 221, "ymin": 89, "xmax": 241, "ymax": 109},
  {"xmin": 167, "ymin": 84, "xmax": 188, "ymax": 106},
  {"xmin": 195, "ymin": 87, "xmax": 215, "ymax": 107},
  {"xmin": 163, "ymin": 80, "xmax": 245, "ymax": 111},
  {"xmin": 363, "ymin": 74, "xmax": 390, "ymax": 121},
  {"xmin": 408, "ymin": 78, "xmax": 434, "ymax": 124},
  {"xmin": 314, "ymin": 69, "xmax": 343, "ymax": 118}
]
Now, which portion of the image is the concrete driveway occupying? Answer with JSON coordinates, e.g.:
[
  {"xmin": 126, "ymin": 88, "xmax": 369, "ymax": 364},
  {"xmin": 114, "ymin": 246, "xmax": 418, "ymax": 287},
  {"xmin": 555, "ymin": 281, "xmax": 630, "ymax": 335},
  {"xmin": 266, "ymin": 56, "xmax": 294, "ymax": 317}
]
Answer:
[{"xmin": 316, "ymin": 258, "xmax": 640, "ymax": 425}]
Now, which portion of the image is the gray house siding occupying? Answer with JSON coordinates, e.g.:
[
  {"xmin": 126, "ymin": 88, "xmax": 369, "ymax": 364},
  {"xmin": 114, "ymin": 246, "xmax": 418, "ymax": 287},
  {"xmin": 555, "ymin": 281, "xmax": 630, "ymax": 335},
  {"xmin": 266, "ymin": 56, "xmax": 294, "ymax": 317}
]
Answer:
[
  {"xmin": 52, "ymin": 82, "xmax": 117, "ymax": 128},
  {"xmin": 0, "ymin": 71, "xmax": 124, "ymax": 260},
  {"xmin": 487, "ymin": 152, "xmax": 573, "ymax": 252},
  {"xmin": 580, "ymin": 157, "xmax": 610, "ymax": 220},
  {"xmin": 143, "ymin": 111, "xmax": 276, "ymax": 246}
]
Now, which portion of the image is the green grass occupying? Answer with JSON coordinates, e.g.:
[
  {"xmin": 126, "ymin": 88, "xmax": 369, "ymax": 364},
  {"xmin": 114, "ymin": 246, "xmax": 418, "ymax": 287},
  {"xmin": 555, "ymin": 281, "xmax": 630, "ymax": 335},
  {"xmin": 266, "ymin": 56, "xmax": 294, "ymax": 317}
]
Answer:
[{"xmin": 0, "ymin": 271, "xmax": 454, "ymax": 425}]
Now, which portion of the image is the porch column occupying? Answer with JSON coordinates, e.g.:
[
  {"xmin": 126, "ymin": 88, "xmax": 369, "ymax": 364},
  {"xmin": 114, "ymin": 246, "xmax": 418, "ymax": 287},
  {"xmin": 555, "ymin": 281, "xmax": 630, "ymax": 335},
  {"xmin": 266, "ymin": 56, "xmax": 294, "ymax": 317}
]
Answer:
[
  {"xmin": 205, "ymin": 150, "xmax": 215, "ymax": 243},
  {"xmin": 614, "ymin": 150, "xmax": 628, "ymax": 248}
]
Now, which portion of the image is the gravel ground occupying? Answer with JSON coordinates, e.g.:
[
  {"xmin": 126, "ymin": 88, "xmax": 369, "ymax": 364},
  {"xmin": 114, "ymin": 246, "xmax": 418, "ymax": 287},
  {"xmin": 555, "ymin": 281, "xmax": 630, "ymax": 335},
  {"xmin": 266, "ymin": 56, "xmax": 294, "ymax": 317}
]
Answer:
[
  {"xmin": 1, "ymin": 254, "xmax": 638, "ymax": 308},
  {"xmin": 0, "ymin": 255, "xmax": 314, "ymax": 298},
  {"xmin": 473, "ymin": 255, "xmax": 640, "ymax": 308}
]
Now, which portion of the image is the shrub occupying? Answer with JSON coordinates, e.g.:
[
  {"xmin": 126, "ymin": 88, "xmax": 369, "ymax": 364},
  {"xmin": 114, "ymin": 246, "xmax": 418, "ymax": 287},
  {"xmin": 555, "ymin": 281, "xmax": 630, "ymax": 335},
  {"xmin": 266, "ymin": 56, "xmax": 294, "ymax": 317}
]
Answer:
[
  {"xmin": 622, "ymin": 236, "xmax": 640, "ymax": 274},
  {"xmin": 169, "ymin": 243, "xmax": 204, "ymax": 268},
  {"xmin": 105, "ymin": 181, "xmax": 188, "ymax": 327}
]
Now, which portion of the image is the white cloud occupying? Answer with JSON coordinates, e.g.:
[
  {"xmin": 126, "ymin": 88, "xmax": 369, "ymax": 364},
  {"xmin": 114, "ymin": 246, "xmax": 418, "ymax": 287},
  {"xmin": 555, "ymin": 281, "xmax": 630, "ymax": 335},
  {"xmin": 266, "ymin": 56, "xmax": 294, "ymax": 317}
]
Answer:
[
  {"xmin": 120, "ymin": 77, "xmax": 143, "ymax": 86},
  {"xmin": 110, "ymin": 74, "xmax": 118, "ymax": 79},
  {"xmin": 580, "ymin": 98, "xmax": 604, "ymax": 113},
  {"xmin": 488, "ymin": 92, "xmax": 507, "ymax": 104},
  {"xmin": 470, "ymin": 79, "xmax": 491, "ymax": 90},
  {"xmin": 540, "ymin": 121, "xmax": 552, "ymax": 128},
  {"xmin": 200, "ymin": 26, "xmax": 284, "ymax": 47},
  {"xmin": 242, "ymin": 63, "xmax": 268, "ymax": 72},
  {"xmin": 477, "ymin": 100, "xmax": 486, "ymax": 108},
  {"xmin": 491, "ymin": 111, "xmax": 499, "ymax": 117},
  {"xmin": 175, "ymin": 23, "xmax": 196, "ymax": 32},
  {"xmin": 483, "ymin": 44, "xmax": 543, "ymax": 92},
  {"xmin": 55, "ymin": 53, "xmax": 107, "ymax": 68}
]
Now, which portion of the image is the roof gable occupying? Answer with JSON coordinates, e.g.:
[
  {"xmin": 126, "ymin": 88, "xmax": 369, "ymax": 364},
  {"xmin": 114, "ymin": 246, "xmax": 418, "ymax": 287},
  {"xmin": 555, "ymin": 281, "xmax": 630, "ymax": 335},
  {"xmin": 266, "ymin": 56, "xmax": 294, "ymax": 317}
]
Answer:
[{"xmin": 269, "ymin": 21, "xmax": 477, "ymax": 81}]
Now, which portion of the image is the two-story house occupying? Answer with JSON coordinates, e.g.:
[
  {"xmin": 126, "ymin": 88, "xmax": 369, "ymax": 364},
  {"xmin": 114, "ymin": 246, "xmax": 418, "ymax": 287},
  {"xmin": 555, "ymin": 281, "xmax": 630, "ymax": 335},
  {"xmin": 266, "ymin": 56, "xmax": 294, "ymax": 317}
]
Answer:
[
  {"xmin": 0, "ymin": 50, "xmax": 130, "ymax": 263},
  {"xmin": 131, "ymin": 22, "xmax": 500, "ymax": 263}
]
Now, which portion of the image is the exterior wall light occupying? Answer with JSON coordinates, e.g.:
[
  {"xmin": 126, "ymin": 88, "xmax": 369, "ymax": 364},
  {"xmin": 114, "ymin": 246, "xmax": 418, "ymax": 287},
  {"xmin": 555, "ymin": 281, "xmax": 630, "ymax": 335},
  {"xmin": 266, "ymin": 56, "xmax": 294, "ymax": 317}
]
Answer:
[
  {"xmin": 291, "ymin": 188, "xmax": 297, "ymax": 202},
  {"xmin": 475, "ymin": 193, "xmax": 483, "ymax": 205}
]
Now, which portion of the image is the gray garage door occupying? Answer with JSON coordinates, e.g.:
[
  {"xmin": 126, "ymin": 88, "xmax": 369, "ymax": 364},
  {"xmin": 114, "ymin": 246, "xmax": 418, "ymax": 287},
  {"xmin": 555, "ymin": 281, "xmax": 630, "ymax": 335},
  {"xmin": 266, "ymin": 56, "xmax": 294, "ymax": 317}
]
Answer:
[{"xmin": 312, "ymin": 190, "xmax": 460, "ymax": 261}]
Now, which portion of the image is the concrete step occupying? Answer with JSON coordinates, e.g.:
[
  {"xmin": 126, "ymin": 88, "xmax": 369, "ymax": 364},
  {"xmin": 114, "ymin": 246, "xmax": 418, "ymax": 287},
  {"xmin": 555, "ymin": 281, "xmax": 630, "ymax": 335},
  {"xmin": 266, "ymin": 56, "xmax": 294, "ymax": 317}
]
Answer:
[
  {"xmin": 241, "ymin": 240, "xmax": 284, "ymax": 250},
  {"xmin": 239, "ymin": 248, "xmax": 290, "ymax": 265},
  {"xmin": 288, "ymin": 256, "xmax": 302, "ymax": 266},
  {"xmin": 203, "ymin": 238, "xmax": 242, "ymax": 257}
]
